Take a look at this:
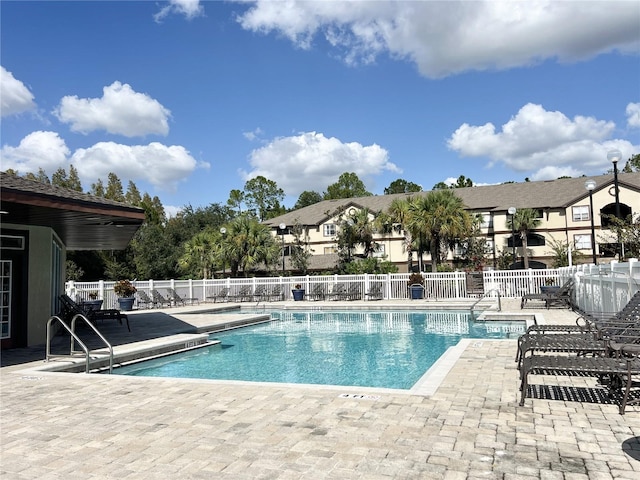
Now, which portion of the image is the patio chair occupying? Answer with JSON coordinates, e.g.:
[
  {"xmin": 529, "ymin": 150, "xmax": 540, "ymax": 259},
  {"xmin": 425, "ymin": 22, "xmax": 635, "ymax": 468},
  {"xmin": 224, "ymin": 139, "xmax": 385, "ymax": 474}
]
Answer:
[
  {"xmin": 206, "ymin": 287, "xmax": 229, "ymax": 303},
  {"xmin": 269, "ymin": 285, "xmax": 284, "ymax": 302},
  {"xmin": 229, "ymin": 285, "xmax": 252, "ymax": 302},
  {"xmin": 167, "ymin": 287, "xmax": 199, "ymax": 306},
  {"xmin": 252, "ymin": 285, "xmax": 269, "ymax": 302},
  {"xmin": 136, "ymin": 290, "xmax": 155, "ymax": 309},
  {"xmin": 519, "ymin": 340, "xmax": 640, "ymax": 414},
  {"xmin": 151, "ymin": 289, "xmax": 172, "ymax": 308},
  {"xmin": 326, "ymin": 283, "xmax": 347, "ymax": 301},
  {"xmin": 345, "ymin": 283, "xmax": 361, "ymax": 301},
  {"xmin": 520, "ymin": 279, "xmax": 574, "ymax": 309},
  {"xmin": 365, "ymin": 283, "xmax": 383, "ymax": 301},
  {"xmin": 59, "ymin": 294, "xmax": 130, "ymax": 332},
  {"xmin": 306, "ymin": 283, "xmax": 326, "ymax": 301}
]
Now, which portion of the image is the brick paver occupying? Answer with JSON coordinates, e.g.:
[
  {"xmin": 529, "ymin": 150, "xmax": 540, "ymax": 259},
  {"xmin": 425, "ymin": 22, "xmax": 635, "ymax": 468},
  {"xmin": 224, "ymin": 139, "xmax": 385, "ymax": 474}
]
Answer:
[{"xmin": 1, "ymin": 300, "xmax": 639, "ymax": 478}]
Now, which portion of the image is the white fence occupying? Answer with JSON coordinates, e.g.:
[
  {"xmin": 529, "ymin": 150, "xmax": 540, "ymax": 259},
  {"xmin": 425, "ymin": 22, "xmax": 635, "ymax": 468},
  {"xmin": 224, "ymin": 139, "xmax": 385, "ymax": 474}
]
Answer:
[{"xmin": 66, "ymin": 260, "xmax": 639, "ymax": 314}]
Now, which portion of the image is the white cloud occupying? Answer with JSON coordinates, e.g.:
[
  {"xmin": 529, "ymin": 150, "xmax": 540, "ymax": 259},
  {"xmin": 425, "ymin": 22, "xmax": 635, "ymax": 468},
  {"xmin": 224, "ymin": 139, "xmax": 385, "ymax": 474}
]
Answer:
[
  {"xmin": 0, "ymin": 131, "xmax": 69, "ymax": 173},
  {"xmin": 71, "ymin": 142, "xmax": 207, "ymax": 192},
  {"xmin": 447, "ymin": 103, "xmax": 639, "ymax": 180},
  {"xmin": 627, "ymin": 102, "xmax": 640, "ymax": 128},
  {"xmin": 243, "ymin": 127, "xmax": 265, "ymax": 142},
  {"xmin": 54, "ymin": 81, "xmax": 171, "ymax": 137},
  {"xmin": 236, "ymin": 0, "xmax": 640, "ymax": 78},
  {"xmin": 1, "ymin": 66, "xmax": 36, "ymax": 117},
  {"xmin": 241, "ymin": 131, "xmax": 399, "ymax": 196},
  {"xmin": 154, "ymin": 0, "xmax": 204, "ymax": 23}
]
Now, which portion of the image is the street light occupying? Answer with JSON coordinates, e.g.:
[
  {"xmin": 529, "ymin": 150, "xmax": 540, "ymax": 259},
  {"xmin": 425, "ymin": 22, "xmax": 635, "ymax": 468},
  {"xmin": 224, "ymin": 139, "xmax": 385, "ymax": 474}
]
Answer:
[
  {"xmin": 508, "ymin": 207, "xmax": 517, "ymax": 269},
  {"xmin": 279, "ymin": 222, "xmax": 286, "ymax": 274},
  {"xmin": 607, "ymin": 148, "xmax": 623, "ymax": 260},
  {"xmin": 584, "ymin": 179, "xmax": 597, "ymax": 265},
  {"xmin": 219, "ymin": 227, "xmax": 227, "ymax": 276}
]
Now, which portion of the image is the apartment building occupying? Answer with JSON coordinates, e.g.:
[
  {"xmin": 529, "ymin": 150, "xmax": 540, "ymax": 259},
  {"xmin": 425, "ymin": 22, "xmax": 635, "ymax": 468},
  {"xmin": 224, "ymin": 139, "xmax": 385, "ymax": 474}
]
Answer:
[{"xmin": 265, "ymin": 172, "xmax": 640, "ymax": 272}]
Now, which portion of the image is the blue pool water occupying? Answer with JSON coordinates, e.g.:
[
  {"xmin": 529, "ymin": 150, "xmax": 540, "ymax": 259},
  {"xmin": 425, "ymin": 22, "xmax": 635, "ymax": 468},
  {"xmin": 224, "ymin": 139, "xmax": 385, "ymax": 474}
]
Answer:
[{"xmin": 113, "ymin": 310, "xmax": 525, "ymax": 389}]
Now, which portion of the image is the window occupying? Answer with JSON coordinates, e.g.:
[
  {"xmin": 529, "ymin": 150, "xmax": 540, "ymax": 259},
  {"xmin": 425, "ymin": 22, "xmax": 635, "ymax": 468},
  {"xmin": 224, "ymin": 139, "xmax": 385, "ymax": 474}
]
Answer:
[
  {"xmin": 323, "ymin": 246, "xmax": 337, "ymax": 254},
  {"xmin": 373, "ymin": 244, "xmax": 385, "ymax": 258},
  {"xmin": 0, "ymin": 260, "xmax": 11, "ymax": 339},
  {"xmin": 572, "ymin": 205, "xmax": 589, "ymax": 222},
  {"xmin": 479, "ymin": 213, "xmax": 491, "ymax": 229},
  {"xmin": 574, "ymin": 234, "xmax": 591, "ymax": 250},
  {"xmin": 323, "ymin": 224, "xmax": 336, "ymax": 237}
]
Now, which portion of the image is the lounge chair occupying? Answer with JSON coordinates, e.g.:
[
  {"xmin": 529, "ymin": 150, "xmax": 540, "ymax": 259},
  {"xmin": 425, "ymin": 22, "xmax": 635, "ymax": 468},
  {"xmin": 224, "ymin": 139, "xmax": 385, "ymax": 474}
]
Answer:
[
  {"xmin": 365, "ymin": 283, "xmax": 383, "ymax": 300},
  {"xmin": 519, "ymin": 340, "xmax": 640, "ymax": 414},
  {"xmin": 306, "ymin": 284, "xmax": 326, "ymax": 301},
  {"xmin": 520, "ymin": 279, "xmax": 574, "ymax": 309},
  {"xmin": 206, "ymin": 287, "xmax": 229, "ymax": 303},
  {"xmin": 345, "ymin": 283, "xmax": 361, "ymax": 301},
  {"xmin": 326, "ymin": 283, "xmax": 347, "ymax": 301},
  {"xmin": 59, "ymin": 294, "xmax": 130, "ymax": 332},
  {"xmin": 167, "ymin": 287, "xmax": 199, "ymax": 306},
  {"xmin": 252, "ymin": 285, "xmax": 268, "ymax": 302},
  {"xmin": 151, "ymin": 289, "xmax": 172, "ymax": 308},
  {"xmin": 269, "ymin": 285, "xmax": 284, "ymax": 302},
  {"xmin": 136, "ymin": 290, "xmax": 155, "ymax": 309},
  {"xmin": 229, "ymin": 285, "xmax": 252, "ymax": 302}
]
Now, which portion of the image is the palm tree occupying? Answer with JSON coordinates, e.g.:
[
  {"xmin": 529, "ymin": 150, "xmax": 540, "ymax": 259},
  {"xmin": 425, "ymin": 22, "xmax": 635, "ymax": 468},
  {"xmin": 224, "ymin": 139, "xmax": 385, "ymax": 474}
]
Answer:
[
  {"xmin": 178, "ymin": 228, "xmax": 217, "ymax": 278},
  {"xmin": 224, "ymin": 215, "xmax": 279, "ymax": 276},
  {"xmin": 406, "ymin": 190, "xmax": 474, "ymax": 272},
  {"xmin": 387, "ymin": 197, "xmax": 414, "ymax": 271},
  {"xmin": 508, "ymin": 208, "xmax": 542, "ymax": 269}
]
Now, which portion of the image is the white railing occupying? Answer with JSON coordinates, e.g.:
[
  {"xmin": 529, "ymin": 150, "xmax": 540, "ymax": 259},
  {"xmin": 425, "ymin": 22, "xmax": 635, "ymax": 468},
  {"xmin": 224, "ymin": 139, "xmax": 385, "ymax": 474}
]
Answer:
[{"xmin": 66, "ymin": 260, "xmax": 640, "ymax": 315}]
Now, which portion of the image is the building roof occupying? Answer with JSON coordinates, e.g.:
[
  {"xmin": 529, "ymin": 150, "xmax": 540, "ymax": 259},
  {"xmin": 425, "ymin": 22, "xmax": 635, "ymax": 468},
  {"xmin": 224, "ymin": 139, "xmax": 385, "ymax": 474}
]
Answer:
[
  {"xmin": 265, "ymin": 172, "xmax": 640, "ymax": 228},
  {"xmin": 0, "ymin": 172, "xmax": 146, "ymax": 250}
]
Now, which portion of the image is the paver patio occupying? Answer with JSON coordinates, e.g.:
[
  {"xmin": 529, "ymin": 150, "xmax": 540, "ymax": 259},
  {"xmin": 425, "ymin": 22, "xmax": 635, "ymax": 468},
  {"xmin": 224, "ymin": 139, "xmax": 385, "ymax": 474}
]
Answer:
[{"xmin": 1, "ymin": 300, "xmax": 639, "ymax": 479}]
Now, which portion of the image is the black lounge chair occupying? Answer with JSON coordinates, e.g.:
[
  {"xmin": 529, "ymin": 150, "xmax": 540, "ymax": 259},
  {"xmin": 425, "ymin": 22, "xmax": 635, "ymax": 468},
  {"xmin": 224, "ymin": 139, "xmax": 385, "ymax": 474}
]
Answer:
[
  {"xmin": 136, "ymin": 290, "xmax": 155, "ymax": 309},
  {"xmin": 519, "ymin": 342, "xmax": 640, "ymax": 414},
  {"xmin": 252, "ymin": 285, "xmax": 269, "ymax": 302},
  {"xmin": 229, "ymin": 285, "xmax": 252, "ymax": 302},
  {"xmin": 345, "ymin": 283, "xmax": 361, "ymax": 301},
  {"xmin": 59, "ymin": 294, "xmax": 130, "ymax": 332},
  {"xmin": 521, "ymin": 279, "xmax": 574, "ymax": 309},
  {"xmin": 167, "ymin": 287, "xmax": 199, "ymax": 306},
  {"xmin": 306, "ymin": 284, "xmax": 326, "ymax": 301},
  {"xmin": 365, "ymin": 283, "xmax": 384, "ymax": 300},
  {"xmin": 326, "ymin": 283, "xmax": 347, "ymax": 301},
  {"xmin": 151, "ymin": 289, "xmax": 172, "ymax": 308},
  {"xmin": 269, "ymin": 285, "xmax": 284, "ymax": 301},
  {"xmin": 206, "ymin": 287, "xmax": 229, "ymax": 303}
]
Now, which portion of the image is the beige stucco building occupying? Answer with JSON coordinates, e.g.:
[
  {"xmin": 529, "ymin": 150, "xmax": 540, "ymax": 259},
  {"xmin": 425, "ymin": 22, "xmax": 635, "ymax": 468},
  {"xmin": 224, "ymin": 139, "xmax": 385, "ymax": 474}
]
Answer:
[{"xmin": 265, "ymin": 173, "xmax": 640, "ymax": 272}]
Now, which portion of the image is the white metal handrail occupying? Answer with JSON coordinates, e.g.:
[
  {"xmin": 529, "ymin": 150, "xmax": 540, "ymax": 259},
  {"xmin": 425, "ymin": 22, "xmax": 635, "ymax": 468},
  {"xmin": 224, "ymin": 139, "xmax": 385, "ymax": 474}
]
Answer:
[
  {"xmin": 470, "ymin": 289, "xmax": 502, "ymax": 316},
  {"xmin": 70, "ymin": 313, "xmax": 114, "ymax": 374}
]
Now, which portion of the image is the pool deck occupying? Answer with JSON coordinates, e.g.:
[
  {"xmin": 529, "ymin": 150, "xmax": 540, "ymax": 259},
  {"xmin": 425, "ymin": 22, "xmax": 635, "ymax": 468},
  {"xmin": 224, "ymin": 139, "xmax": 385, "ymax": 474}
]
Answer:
[{"xmin": 2, "ymin": 299, "xmax": 639, "ymax": 478}]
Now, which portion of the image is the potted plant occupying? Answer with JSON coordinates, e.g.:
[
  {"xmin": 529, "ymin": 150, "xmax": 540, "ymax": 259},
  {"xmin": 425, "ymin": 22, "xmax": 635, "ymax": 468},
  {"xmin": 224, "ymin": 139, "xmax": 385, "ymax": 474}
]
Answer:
[
  {"xmin": 540, "ymin": 278, "xmax": 560, "ymax": 294},
  {"xmin": 114, "ymin": 279, "xmax": 137, "ymax": 311},
  {"xmin": 291, "ymin": 283, "xmax": 305, "ymax": 301},
  {"xmin": 408, "ymin": 273, "xmax": 425, "ymax": 300},
  {"xmin": 83, "ymin": 291, "xmax": 103, "ymax": 311}
]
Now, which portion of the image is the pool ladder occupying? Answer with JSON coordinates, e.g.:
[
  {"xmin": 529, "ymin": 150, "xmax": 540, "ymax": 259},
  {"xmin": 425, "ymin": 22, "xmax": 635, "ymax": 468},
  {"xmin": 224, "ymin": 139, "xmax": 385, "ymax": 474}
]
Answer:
[
  {"xmin": 46, "ymin": 314, "xmax": 114, "ymax": 373},
  {"xmin": 470, "ymin": 289, "xmax": 502, "ymax": 317}
]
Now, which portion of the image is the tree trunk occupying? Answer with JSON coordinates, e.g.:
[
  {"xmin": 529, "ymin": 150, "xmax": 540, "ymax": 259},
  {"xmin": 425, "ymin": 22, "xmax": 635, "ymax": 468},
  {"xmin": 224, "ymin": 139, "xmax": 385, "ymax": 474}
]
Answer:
[{"xmin": 522, "ymin": 233, "xmax": 529, "ymax": 269}]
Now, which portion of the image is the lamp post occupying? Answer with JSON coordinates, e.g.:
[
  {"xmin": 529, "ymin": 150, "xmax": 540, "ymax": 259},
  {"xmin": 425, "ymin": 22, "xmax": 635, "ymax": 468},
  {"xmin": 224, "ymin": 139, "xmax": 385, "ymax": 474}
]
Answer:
[
  {"xmin": 508, "ymin": 207, "xmax": 517, "ymax": 269},
  {"xmin": 219, "ymin": 227, "xmax": 227, "ymax": 276},
  {"xmin": 279, "ymin": 222, "xmax": 286, "ymax": 274},
  {"xmin": 607, "ymin": 149, "xmax": 623, "ymax": 260},
  {"xmin": 584, "ymin": 179, "xmax": 597, "ymax": 265}
]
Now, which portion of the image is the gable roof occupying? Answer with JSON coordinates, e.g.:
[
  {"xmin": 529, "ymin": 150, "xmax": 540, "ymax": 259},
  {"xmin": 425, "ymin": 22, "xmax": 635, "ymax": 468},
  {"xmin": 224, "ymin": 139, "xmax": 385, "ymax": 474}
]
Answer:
[
  {"xmin": 264, "ymin": 172, "xmax": 640, "ymax": 228},
  {"xmin": 0, "ymin": 172, "xmax": 145, "ymax": 250}
]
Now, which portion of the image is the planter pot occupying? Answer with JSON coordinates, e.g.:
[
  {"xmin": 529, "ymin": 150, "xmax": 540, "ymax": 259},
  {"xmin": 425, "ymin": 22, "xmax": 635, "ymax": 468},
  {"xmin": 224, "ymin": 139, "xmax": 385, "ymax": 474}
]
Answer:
[
  {"xmin": 409, "ymin": 285, "xmax": 424, "ymax": 300},
  {"xmin": 540, "ymin": 286, "xmax": 560, "ymax": 294},
  {"xmin": 292, "ymin": 289, "xmax": 305, "ymax": 301},
  {"xmin": 117, "ymin": 297, "xmax": 135, "ymax": 311},
  {"xmin": 81, "ymin": 299, "xmax": 103, "ymax": 312}
]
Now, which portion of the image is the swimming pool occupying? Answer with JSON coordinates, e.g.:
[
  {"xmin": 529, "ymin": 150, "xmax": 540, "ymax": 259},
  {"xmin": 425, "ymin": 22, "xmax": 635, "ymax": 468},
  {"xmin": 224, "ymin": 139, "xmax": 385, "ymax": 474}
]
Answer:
[{"xmin": 113, "ymin": 310, "xmax": 525, "ymax": 389}]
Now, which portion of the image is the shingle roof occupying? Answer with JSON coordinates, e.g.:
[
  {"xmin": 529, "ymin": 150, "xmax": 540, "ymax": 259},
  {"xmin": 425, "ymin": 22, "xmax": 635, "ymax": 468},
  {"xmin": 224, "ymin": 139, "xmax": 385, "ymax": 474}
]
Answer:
[{"xmin": 264, "ymin": 172, "xmax": 640, "ymax": 227}]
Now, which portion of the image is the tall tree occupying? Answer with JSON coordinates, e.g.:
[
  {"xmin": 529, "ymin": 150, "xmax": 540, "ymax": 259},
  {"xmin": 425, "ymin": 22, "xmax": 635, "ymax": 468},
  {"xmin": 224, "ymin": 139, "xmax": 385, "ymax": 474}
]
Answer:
[
  {"xmin": 227, "ymin": 189, "xmax": 245, "ymax": 214},
  {"xmin": 91, "ymin": 179, "xmax": 105, "ymax": 197},
  {"xmin": 51, "ymin": 165, "xmax": 82, "ymax": 191},
  {"xmin": 294, "ymin": 190, "xmax": 323, "ymax": 209},
  {"xmin": 508, "ymin": 208, "xmax": 541, "ymax": 269},
  {"xmin": 178, "ymin": 228, "xmax": 218, "ymax": 278},
  {"xmin": 223, "ymin": 215, "xmax": 279, "ymax": 276},
  {"xmin": 387, "ymin": 197, "xmax": 414, "ymax": 271},
  {"xmin": 406, "ymin": 190, "xmax": 473, "ymax": 272},
  {"xmin": 243, "ymin": 176, "xmax": 285, "ymax": 221},
  {"xmin": 384, "ymin": 179, "xmax": 422, "ymax": 195},
  {"xmin": 24, "ymin": 168, "xmax": 50, "ymax": 184},
  {"xmin": 324, "ymin": 172, "xmax": 371, "ymax": 199},
  {"xmin": 125, "ymin": 181, "xmax": 142, "ymax": 206},
  {"xmin": 622, "ymin": 153, "xmax": 640, "ymax": 173},
  {"xmin": 105, "ymin": 172, "xmax": 125, "ymax": 202}
]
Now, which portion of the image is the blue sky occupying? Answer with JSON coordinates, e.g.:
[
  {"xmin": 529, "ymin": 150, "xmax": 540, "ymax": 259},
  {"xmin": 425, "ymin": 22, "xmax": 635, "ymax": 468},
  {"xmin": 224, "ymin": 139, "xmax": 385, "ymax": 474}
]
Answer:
[{"xmin": 2, "ymin": 1, "xmax": 639, "ymax": 216}]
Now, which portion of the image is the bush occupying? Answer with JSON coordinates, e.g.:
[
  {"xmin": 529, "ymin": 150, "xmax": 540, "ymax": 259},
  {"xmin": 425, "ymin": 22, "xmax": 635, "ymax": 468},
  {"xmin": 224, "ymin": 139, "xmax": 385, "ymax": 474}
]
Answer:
[{"xmin": 407, "ymin": 272, "xmax": 424, "ymax": 286}]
